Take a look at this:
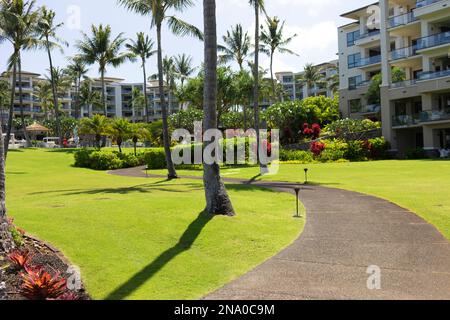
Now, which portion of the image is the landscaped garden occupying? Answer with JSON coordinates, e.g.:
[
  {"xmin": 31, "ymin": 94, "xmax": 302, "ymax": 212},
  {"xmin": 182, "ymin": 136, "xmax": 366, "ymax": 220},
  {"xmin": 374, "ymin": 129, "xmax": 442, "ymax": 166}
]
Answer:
[{"xmin": 5, "ymin": 149, "xmax": 304, "ymax": 300}]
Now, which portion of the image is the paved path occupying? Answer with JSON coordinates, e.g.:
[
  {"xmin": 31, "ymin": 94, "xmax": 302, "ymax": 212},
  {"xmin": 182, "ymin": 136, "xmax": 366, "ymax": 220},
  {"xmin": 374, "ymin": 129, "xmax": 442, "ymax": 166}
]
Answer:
[{"xmin": 111, "ymin": 167, "xmax": 450, "ymax": 300}]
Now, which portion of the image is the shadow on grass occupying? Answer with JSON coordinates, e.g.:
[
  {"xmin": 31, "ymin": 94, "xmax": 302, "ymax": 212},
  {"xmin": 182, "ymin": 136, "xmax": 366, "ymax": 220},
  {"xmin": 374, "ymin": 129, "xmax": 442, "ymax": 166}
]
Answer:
[
  {"xmin": 105, "ymin": 210, "xmax": 214, "ymax": 300},
  {"xmin": 45, "ymin": 148, "xmax": 78, "ymax": 154}
]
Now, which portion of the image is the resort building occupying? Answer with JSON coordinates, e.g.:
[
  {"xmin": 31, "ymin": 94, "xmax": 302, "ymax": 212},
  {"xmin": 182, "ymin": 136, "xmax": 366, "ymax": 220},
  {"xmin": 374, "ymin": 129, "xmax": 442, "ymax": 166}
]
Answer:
[
  {"xmin": 0, "ymin": 70, "xmax": 179, "ymax": 124},
  {"xmin": 275, "ymin": 60, "xmax": 339, "ymax": 101},
  {"xmin": 338, "ymin": 0, "xmax": 450, "ymax": 156}
]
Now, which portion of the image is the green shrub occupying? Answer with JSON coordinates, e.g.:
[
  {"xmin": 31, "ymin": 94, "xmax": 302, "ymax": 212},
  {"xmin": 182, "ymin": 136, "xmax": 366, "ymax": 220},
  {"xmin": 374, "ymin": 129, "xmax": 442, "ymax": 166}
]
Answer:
[
  {"xmin": 74, "ymin": 149, "xmax": 145, "ymax": 170},
  {"xmin": 144, "ymin": 148, "xmax": 167, "ymax": 169},
  {"xmin": 74, "ymin": 149, "xmax": 95, "ymax": 168},
  {"xmin": 318, "ymin": 139, "xmax": 348, "ymax": 162},
  {"xmin": 368, "ymin": 137, "xmax": 390, "ymax": 159},
  {"xmin": 345, "ymin": 140, "xmax": 368, "ymax": 161},
  {"xmin": 405, "ymin": 147, "xmax": 427, "ymax": 159},
  {"xmin": 279, "ymin": 149, "xmax": 314, "ymax": 163},
  {"xmin": 89, "ymin": 151, "xmax": 123, "ymax": 170}
]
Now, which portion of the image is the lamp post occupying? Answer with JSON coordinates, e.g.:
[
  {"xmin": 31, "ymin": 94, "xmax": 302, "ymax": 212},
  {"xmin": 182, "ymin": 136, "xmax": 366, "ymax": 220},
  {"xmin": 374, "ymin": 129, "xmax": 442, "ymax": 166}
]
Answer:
[
  {"xmin": 304, "ymin": 168, "xmax": 309, "ymax": 184},
  {"xmin": 293, "ymin": 187, "xmax": 301, "ymax": 218}
]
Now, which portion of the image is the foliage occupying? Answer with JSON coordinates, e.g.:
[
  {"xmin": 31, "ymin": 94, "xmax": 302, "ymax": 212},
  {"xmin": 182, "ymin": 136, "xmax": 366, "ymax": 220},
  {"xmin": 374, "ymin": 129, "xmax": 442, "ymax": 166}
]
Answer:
[
  {"xmin": 169, "ymin": 108, "xmax": 203, "ymax": 133},
  {"xmin": 74, "ymin": 149, "xmax": 145, "ymax": 170},
  {"xmin": 324, "ymin": 118, "xmax": 381, "ymax": 140},
  {"xmin": 108, "ymin": 118, "xmax": 132, "ymax": 152},
  {"xmin": 144, "ymin": 148, "xmax": 167, "ymax": 169},
  {"xmin": 345, "ymin": 140, "xmax": 368, "ymax": 162},
  {"xmin": 220, "ymin": 111, "xmax": 244, "ymax": 130},
  {"xmin": 367, "ymin": 137, "xmax": 390, "ymax": 159},
  {"xmin": 78, "ymin": 114, "xmax": 110, "ymax": 148},
  {"xmin": 20, "ymin": 267, "xmax": 67, "ymax": 300},
  {"xmin": 405, "ymin": 147, "xmax": 427, "ymax": 160},
  {"xmin": 8, "ymin": 249, "xmax": 33, "ymax": 270},
  {"xmin": 43, "ymin": 117, "xmax": 77, "ymax": 138},
  {"xmin": 7, "ymin": 217, "xmax": 25, "ymax": 247},
  {"xmin": 365, "ymin": 67, "xmax": 406, "ymax": 104},
  {"xmin": 279, "ymin": 149, "xmax": 314, "ymax": 163},
  {"xmin": 317, "ymin": 139, "xmax": 348, "ymax": 162},
  {"xmin": 146, "ymin": 120, "xmax": 164, "ymax": 147},
  {"xmin": 310, "ymin": 141, "xmax": 326, "ymax": 157}
]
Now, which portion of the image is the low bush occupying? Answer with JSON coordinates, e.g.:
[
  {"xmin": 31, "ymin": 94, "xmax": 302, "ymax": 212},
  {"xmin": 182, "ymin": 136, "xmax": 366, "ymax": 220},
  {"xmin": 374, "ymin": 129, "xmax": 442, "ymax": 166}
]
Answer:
[
  {"xmin": 345, "ymin": 140, "xmax": 368, "ymax": 161},
  {"xmin": 405, "ymin": 147, "xmax": 427, "ymax": 159},
  {"xmin": 318, "ymin": 139, "xmax": 348, "ymax": 162},
  {"xmin": 144, "ymin": 148, "xmax": 167, "ymax": 169},
  {"xmin": 74, "ymin": 149, "xmax": 146, "ymax": 171},
  {"xmin": 279, "ymin": 149, "xmax": 314, "ymax": 163},
  {"xmin": 368, "ymin": 137, "xmax": 390, "ymax": 159}
]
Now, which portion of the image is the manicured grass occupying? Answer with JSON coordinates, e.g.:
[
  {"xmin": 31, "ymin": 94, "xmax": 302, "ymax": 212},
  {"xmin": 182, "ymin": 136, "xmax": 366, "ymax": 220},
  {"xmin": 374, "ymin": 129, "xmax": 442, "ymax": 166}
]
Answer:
[
  {"xmin": 149, "ymin": 160, "xmax": 450, "ymax": 241},
  {"xmin": 6, "ymin": 149, "xmax": 303, "ymax": 300}
]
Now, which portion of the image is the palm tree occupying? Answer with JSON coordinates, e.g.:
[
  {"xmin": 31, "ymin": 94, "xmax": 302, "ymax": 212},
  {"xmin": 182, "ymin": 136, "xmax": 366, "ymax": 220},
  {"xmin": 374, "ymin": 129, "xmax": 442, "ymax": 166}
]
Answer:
[
  {"xmin": 260, "ymin": 16, "xmax": 298, "ymax": 101},
  {"xmin": 327, "ymin": 67, "xmax": 339, "ymax": 94},
  {"xmin": 36, "ymin": 6, "xmax": 68, "ymax": 145},
  {"xmin": 131, "ymin": 87, "xmax": 145, "ymax": 123},
  {"xmin": 76, "ymin": 24, "xmax": 132, "ymax": 117},
  {"xmin": 118, "ymin": 0, "xmax": 203, "ymax": 180},
  {"xmin": 174, "ymin": 53, "xmax": 195, "ymax": 86},
  {"xmin": 163, "ymin": 55, "xmax": 176, "ymax": 115},
  {"xmin": 0, "ymin": 0, "xmax": 41, "ymax": 155},
  {"xmin": 65, "ymin": 56, "xmax": 89, "ymax": 119},
  {"xmin": 79, "ymin": 79, "xmax": 101, "ymax": 118},
  {"xmin": 202, "ymin": 0, "xmax": 235, "ymax": 216},
  {"xmin": 218, "ymin": 24, "xmax": 251, "ymax": 70},
  {"xmin": 79, "ymin": 114, "xmax": 110, "ymax": 149},
  {"xmin": 297, "ymin": 63, "xmax": 327, "ymax": 97},
  {"xmin": 33, "ymin": 80, "xmax": 53, "ymax": 120},
  {"xmin": 126, "ymin": 32, "xmax": 156, "ymax": 123},
  {"xmin": 0, "ymin": 79, "xmax": 10, "ymax": 128},
  {"xmin": 130, "ymin": 123, "xmax": 149, "ymax": 156},
  {"xmin": 45, "ymin": 67, "xmax": 72, "ymax": 118},
  {"xmin": 109, "ymin": 118, "xmax": 131, "ymax": 153}
]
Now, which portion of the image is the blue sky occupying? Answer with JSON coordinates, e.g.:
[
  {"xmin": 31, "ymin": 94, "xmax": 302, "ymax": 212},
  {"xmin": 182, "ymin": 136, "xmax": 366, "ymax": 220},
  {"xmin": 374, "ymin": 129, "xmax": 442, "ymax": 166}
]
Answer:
[{"xmin": 0, "ymin": 0, "xmax": 372, "ymax": 82}]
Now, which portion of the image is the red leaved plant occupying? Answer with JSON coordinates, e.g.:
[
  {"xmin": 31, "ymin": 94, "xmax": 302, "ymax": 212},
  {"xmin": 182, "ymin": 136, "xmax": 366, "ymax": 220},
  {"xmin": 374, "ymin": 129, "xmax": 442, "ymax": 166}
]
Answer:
[
  {"xmin": 20, "ymin": 267, "xmax": 67, "ymax": 300},
  {"xmin": 8, "ymin": 250, "xmax": 33, "ymax": 270}
]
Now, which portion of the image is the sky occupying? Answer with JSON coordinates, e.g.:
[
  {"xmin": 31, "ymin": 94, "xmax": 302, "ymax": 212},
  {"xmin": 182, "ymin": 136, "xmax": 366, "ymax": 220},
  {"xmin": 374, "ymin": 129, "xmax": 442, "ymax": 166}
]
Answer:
[{"xmin": 0, "ymin": 0, "xmax": 373, "ymax": 83}]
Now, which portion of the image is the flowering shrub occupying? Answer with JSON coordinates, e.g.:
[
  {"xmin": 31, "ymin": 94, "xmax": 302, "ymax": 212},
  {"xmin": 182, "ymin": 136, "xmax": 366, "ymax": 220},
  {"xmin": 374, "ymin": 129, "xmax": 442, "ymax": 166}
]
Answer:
[
  {"xmin": 311, "ymin": 141, "xmax": 326, "ymax": 157},
  {"xmin": 302, "ymin": 123, "xmax": 321, "ymax": 140}
]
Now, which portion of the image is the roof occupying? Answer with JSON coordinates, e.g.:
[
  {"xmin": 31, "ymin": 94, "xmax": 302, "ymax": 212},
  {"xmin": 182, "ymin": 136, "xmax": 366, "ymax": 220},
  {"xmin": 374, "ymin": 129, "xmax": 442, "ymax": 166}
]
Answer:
[
  {"xmin": 1, "ymin": 70, "xmax": 41, "ymax": 77},
  {"xmin": 340, "ymin": 1, "xmax": 379, "ymax": 20},
  {"xmin": 26, "ymin": 123, "xmax": 50, "ymax": 132}
]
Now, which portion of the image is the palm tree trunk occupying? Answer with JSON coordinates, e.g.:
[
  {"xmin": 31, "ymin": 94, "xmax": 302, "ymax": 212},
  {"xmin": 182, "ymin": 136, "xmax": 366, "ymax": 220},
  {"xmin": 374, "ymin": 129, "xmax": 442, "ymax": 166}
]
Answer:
[
  {"xmin": 253, "ymin": 2, "xmax": 261, "ymax": 166},
  {"xmin": 157, "ymin": 23, "xmax": 177, "ymax": 179},
  {"xmin": 18, "ymin": 55, "xmax": 31, "ymax": 147},
  {"xmin": 203, "ymin": 0, "xmax": 235, "ymax": 216},
  {"xmin": 46, "ymin": 40, "xmax": 62, "ymax": 146},
  {"xmin": 143, "ymin": 58, "xmax": 149, "ymax": 123},
  {"xmin": 0, "ymin": 120, "xmax": 13, "ymax": 253},
  {"xmin": 270, "ymin": 50, "xmax": 276, "ymax": 103},
  {"xmin": 101, "ymin": 68, "xmax": 107, "ymax": 116},
  {"xmin": 4, "ymin": 60, "xmax": 17, "ymax": 158},
  {"xmin": 76, "ymin": 75, "xmax": 82, "ymax": 119}
]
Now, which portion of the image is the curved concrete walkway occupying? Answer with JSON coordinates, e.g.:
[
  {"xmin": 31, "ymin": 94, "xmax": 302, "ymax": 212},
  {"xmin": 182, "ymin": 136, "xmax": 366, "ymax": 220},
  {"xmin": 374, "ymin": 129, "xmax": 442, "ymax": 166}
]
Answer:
[{"xmin": 111, "ymin": 167, "xmax": 450, "ymax": 300}]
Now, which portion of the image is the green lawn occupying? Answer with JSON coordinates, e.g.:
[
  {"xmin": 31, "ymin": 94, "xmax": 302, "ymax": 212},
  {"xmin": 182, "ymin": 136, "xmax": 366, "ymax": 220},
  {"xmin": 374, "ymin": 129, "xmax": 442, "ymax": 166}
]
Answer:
[
  {"xmin": 5, "ymin": 149, "xmax": 304, "ymax": 300},
  {"xmin": 150, "ymin": 160, "xmax": 450, "ymax": 241}
]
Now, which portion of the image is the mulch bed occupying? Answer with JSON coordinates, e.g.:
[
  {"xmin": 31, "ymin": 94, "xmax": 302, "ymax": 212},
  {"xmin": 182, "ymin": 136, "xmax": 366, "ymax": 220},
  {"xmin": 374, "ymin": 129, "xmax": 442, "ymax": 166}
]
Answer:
[{"xmin": 0, "ymin": 235, "xmax": 90, "ymax": 300}]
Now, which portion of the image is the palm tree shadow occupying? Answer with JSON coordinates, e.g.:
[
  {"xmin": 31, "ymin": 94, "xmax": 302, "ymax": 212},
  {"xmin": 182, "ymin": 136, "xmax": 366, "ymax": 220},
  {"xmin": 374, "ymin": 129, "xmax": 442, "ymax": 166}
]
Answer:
[{"xmin": 105, "ymin": 210, "xmax": 214, "ymax": 300}]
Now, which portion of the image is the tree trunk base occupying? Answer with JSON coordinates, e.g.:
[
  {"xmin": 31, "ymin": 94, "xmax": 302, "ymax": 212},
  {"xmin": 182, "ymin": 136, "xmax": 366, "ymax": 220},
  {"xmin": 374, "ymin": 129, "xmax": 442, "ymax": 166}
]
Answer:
[
  {"xmin": 203, "ymin": 164, "xmax": 235, "ymax": 216},
  {"xmin": 0, "ymin": 217, "xmax": 14, "ymax": 254},
  {"xmin": 167, "ymin": 174, "xmax": 179, "ymax": 180}
]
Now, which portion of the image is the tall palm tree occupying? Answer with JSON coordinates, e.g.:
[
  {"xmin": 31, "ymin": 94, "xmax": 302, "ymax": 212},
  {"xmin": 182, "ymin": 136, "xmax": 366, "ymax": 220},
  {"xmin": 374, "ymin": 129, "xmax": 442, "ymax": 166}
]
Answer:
[
  {"xmin": 202, "ymin": 0, "xmax": 235, "ymax": 216},
  {"xmin": 260, "ymin": 16, "xmax": 298, "ymax": 101},
  {"xmin": 0, "ymin": 79, "xmax": 10, "ymax": 128},
  {"xmin": 79, "ymin": 79, "xmax": 101, "ymax": 118},
  {"xmin": 76, "ymin": 24, "xmax": 132, "ymax": 117},
  {"xmin": 126, "ymin": 32, "xmax": 156, "ymax": 123},
  {"xmin": 174, "ymin": 53, "xmax": 195, "ymax": 86},
  {"xmin": 118, "ymin": 0, "xmax": 203, "ymax": 180},
  {"xmin": 36, "ymin": 6, "xmax": 68, "ymax": 145},
  {"xmin": 0, "ymin": 0, "xmax": 40, "ymax": 155},
  {"xmin": 218, "ymin": 24, "xmax": 251, "ymax": 70},
  {"xmin": 131, "ymin": 87, "xmax": 145, "ymax": 123},
  {"xmin": 65, "ymin": 56, "xmax": 89, "ymax": 119},
  {"xmin": 33, "ymin": 80, "xmax": 53, "ymax": 120},
  {"xmin": 163, "ymin": 55, "xmax": 176, "ymax": 115},
  {"xmin": 297, "ymin": 63, "xmax": 326, "ymax": 97}
]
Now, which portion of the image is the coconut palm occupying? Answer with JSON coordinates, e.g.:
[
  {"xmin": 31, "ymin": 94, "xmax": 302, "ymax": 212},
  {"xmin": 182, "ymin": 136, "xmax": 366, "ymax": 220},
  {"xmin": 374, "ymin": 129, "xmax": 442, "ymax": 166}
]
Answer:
[
  {"xmin": 118, "ymin": 0, "xmax": 203, "ymax": 180},
  {"xmin": 163, "ymin": 55, "xmax": 176, "ymax": 115},
  {"xmin": 297, "ymin": 63, "xmax": 327, "ymax": 97},
  {"xmin": 260, "ymin": 16, "xmax": 298, "ymax": 101},
  {"xmin": 0, "ymin": 0, "xmax": 41, "ymax": 154},
  {"xmin": 79, "ymin": 114, "xmax": 110, "ymax": 149},
  {"xmin": 131, "ymin": 87, "xmax": 145, "ymax": 123},
  {"xmin": 65, "ymin": 56, "xmax": 89, "ymax": 119},
  {"xmin": 327, "ymin": 67, "xmax": 339, "ymax": 94},
  {"xmin": 126, "ymin": 32, "xmax": 156, "ymax": 123},
  {"xmin": 76, "ymin": 24, "xmax": 132, "ymax": 116},
  {"xmin": 130, "ymin": 123, "xmax": 149, "ymax": 156},
  {"xmin": 36, "ymin": 6, "xmax": 68, "ymax": 145},
  {"xmin": 218, "ymin": 24, "xmax": 251, "ymax": 71},
  {"xmin": 79, "ymin": 79, "xmax": 101, "ymax": 118},
  {"xmin": 33, "ymin": 80, "xmax": 53, "ymax": 120},
  {"xmin": 174, "ymin": 53, "xmax": 195, "ymax": 86},
  {"xmin": 109, "ymin": 118, "xmax": 131, "ymax": 153},
  {"xmin": 0, "ymin": 80, "xmax": 10, "ymax": 128},
  {"xmin": 202, "ymin": 0, "xmax": 235, "ymax": 215}
]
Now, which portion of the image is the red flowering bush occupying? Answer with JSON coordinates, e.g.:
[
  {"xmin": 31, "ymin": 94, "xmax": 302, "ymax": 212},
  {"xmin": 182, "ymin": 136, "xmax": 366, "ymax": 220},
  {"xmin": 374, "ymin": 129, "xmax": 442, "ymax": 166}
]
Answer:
[
  {"xmin": 311, "ymin": 124, "xmax": 321, "ymax": 139},
  {"xmin": 262, "ymin": 139, "xmax": 272, "ymax": 157},
  {"xmin": 311, "ymin": 141, "xmax": 326, "ymax": 156},
  {"xmin": 302, "ymin": 123, "xmax": 321, "ymax": 140}
]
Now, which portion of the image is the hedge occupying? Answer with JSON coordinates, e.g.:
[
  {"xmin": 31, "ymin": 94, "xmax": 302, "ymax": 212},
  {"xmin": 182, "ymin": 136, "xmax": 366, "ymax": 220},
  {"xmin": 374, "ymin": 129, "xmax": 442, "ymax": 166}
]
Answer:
[{"xmin": 74, "ymin": 149, "xmax": 146, "ymax": 171}]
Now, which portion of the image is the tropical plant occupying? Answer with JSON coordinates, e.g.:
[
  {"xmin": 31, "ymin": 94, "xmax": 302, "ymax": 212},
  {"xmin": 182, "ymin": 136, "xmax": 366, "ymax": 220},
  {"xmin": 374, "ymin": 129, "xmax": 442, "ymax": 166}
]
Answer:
[
  {"xmin": 0, "ymin": 0, "xmax": 41, "ymax": 153},
  {"xmin": 33, "ymin": 80, "xmax": 53, "ymax": 120},
  {"xmin": 174, "ymin": 53, "xmax": 195, "ymax": 86},
  {"xmin": 365, "ymin": 67, "xmax": 406, "ymax": 105},
  {"xmin": 118, "ymin": 0, "xmax": 203, "ymax": 180},
  {"xmin": 36, "ymin": 6, "xmax": 68, "ymax": 145},
  {"xmin": 20, "ymin": 267, "xmax": 67, "ymax": 300},
  {"xmin": 65, "ymin": 56, "xmax": 89, "ymax": 119},
  {"xmin": 108, "ymin": 118, "xmax": 131, "ymax": 153},
  {"xmin": 297, "ymin": 63, "xmax": 327, "ymax": 97},
  {"xmin": 0, "ymin": 79, "xmax": 11, "ymax": 127},
  {"xmin": 218, "ymin": 24, "xmax": 251, "ymax": 70},
  {"xmin": 43, "ymin": 116, "xmax": 77, "ymax": 139},
  {"xmin": 126, "ymin": 32, "xmax": 156, "ymax": 122},
  {"xmin": 168, "ymin": 108, "xmax": 203, "ymax": 133},
  {"xmin": 260, "ymin": 16, "xmax": 297, "ymax": 101},
  {"xmin": 163, "ymin": 55, "xmax": 176, "ymax": 115},
  {"xmin": 76, "ymin": 24, "xmax": 132, "ymax": 116},
  {"xmin": 8, "ymin": 249, "xmax": 33, "ymax": 270},
  {"xmin": 129, "ymin": 123, "xmax": 150, "ymax": 155},
  {"xmin": 78, "ymin": 79, "xmax": 102, "ymax": 117},
  {"xmin": 202, "ymin": 0, "xmax": 235, "ymax": 215},
  {"xmin": 326, "ymin": 67, "xmax": 339, "ymax": 94},
  {"xmin": 79, "ymin": 114, "xmax": 110, "ymax": 148},
  {"xmin": 131, "ymin": 87, "xmax": 145, "ymax": 123}
]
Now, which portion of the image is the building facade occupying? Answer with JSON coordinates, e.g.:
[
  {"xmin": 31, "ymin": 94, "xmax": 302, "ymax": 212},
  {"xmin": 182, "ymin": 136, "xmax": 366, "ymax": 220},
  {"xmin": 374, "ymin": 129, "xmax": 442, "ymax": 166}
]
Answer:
[
  {"xmin": 338, "ymin": 0, "xmax": 450, "ymax": 155},
  {"xmin": 0, "ymin": 71, "xmax": 179, "ymax": 124},
  {"xmin": 275, "ymin": 60, "xmax": 339, "ymax": 101}
]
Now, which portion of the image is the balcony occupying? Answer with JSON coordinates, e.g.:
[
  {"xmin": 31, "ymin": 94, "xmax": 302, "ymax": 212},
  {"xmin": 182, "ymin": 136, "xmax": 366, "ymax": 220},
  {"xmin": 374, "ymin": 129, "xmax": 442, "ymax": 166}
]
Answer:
[
  {"xmin": 349, "ymin": 80, "xmax": 372, "ymax": 91},
  {"xmin": 390, "ymin": 45, "xmax": 418, "ymax": 60},
  {"xmin": 417, "ymin": 69, "xmax": 450, "ymax": 81},
  {"xmin": 357, "ymin": 55, "xmax": 382, "ymax": 68},
  {"xmin": 390, "ymin": 79, "xmax": 418, "ymax": 88},
  {"xmin": 355, "ymin": 30, "xmax": 380, "ymax": 46},
  {"xmin": 352, "ymin": 104, "xmax": 381, "ymax": 114},
  {"xmin": 416, "ymin": 31, "xmax": 450, "ymax": 51},
  {"xmin": 388, "ymin": 12, "xmax": 418, "ymax": 29},
  {"xmin": 416, "ymin": 0, "xmax": 443, "ymax": 8},
  {"xmin": 393, "ymin": 109, "xmax": 450, "ymax": 126}
]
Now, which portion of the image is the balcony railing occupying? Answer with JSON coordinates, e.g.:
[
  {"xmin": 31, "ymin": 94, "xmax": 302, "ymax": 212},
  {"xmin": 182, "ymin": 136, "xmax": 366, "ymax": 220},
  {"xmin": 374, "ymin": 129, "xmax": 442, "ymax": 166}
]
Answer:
[
  {"xmin": 416, "ymin": 31, "xmax": 450, "ymax": 50},
  {"xmin": 390, "ymin": 79, "xmax": 418, "ymax": 88},
  {"xmin": 349, "ymin": 80, "xmax": 372, "ymax": 91},
  {"xmin": 416, "ymin": 0, "xmax": 444, "ymax": 8},
  {"xmin": 388, "ymin": 12, "xmax": 418, "ymax": 29},
  {"xmin": 390, "ymin": 45, "xmax": 418, "ymax": 60},
  {"xmin": 356, "ymin": 29, "xmax": 380, "ymax": 41},
  {"xmin": 417, "ymin": 69, "xmax": 450, "ymax": 81},
  {"xmin": 357, "ymin": 55, "xmax": 382, "ymax": 67},
  {"xmin": 353, "ymin": 104, "xmax": 381, "ymax": 114},
  {"xmin": 393, "ymin": 109, "xmax": 450, "ymax": 126}
]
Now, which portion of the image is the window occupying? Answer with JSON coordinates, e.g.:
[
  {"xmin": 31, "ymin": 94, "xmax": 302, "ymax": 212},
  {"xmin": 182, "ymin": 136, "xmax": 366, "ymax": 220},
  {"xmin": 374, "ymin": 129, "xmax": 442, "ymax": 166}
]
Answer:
[
  {"xmin": 347, "ymin": 30, "xmax": 360, "ymax": 47},
  {"xmin": 283, "ymin": 76, "xmax": 293, "ymax": 83},
  {"xmin": 349, "ymin": 99, "xmax": 362, "ymax": 113},
  {"xmin": 348, "ymin": 53, "xmax": 361, "ymax": 69},
  {"xmin": 348, "ymin": 75, "xmax": 362, "ymax": 90}
]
